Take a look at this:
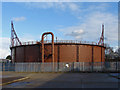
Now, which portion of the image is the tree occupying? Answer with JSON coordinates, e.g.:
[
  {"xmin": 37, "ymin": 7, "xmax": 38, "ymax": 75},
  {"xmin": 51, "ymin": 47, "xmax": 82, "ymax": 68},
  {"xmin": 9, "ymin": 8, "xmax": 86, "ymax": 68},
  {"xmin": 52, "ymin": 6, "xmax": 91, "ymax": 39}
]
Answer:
[
  {"xmin": 105, "ymin": 47, "xmax": 114, "ymax": 59},
  {"xmin": 105, "ymin": 46, "xmax": 120, "ymax": 61},
  {"xmin": 114, "ymin": 47, "xmax": 120, "ymax": 60},
  {"xmin": 6, "ymin": 55, "xmax": 11, "ymax": 60},
  {"xmin": 117, "ymin": 48, "xmax": 120, "ymax": 57}
]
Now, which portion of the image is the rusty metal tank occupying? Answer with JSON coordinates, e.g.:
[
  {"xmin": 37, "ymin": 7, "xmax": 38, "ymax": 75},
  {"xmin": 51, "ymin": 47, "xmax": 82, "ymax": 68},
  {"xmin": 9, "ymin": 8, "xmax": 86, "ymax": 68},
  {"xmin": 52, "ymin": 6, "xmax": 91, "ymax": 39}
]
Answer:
[
  {"xmin": 10, "ymin": 40, "xmax": 105, "ymax": 63},
  {"xmin": 10, "ymin": 22, "xmax": 106, "ymax": 63}
]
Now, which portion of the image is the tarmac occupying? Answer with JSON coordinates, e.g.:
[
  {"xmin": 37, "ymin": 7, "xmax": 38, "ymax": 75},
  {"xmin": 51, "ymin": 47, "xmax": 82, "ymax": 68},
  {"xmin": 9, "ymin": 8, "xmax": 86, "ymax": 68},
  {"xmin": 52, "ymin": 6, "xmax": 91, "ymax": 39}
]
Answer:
[{"xmin": 1, "ymin": 71, "xmax": 120, "ymax": 88}]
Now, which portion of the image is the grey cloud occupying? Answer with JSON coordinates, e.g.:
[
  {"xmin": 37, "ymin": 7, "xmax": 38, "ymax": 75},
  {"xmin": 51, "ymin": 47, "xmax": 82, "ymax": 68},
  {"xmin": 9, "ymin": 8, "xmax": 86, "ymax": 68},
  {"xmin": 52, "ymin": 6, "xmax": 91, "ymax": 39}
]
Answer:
[{"xmin": 66, "ymin": 29, "xmax": 86, "ymax": 39}]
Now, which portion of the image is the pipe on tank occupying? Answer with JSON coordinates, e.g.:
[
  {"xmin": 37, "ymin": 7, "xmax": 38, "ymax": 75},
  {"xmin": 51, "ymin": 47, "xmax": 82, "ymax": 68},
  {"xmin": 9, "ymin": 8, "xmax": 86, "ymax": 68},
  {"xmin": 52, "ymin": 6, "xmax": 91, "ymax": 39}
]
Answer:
[{"xmin": 41, "ymin": 32, "xmax": 54, "ymax": 63}]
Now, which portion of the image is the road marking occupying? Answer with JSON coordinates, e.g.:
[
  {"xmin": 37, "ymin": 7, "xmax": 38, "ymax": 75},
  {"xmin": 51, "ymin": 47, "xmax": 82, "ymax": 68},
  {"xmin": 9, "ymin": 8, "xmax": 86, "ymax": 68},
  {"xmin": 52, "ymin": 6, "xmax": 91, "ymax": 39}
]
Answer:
[{"xmin": 0, "ymin": 77, "xmax": 30, "ymax": 86}]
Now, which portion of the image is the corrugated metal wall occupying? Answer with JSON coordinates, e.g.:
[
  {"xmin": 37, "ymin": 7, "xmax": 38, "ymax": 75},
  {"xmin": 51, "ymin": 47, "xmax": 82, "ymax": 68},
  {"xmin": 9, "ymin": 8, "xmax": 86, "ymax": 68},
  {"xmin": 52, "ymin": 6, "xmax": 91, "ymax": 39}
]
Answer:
[{"xmin": 1, "ymin": 62, "xmax": 120, "ymax": 72}]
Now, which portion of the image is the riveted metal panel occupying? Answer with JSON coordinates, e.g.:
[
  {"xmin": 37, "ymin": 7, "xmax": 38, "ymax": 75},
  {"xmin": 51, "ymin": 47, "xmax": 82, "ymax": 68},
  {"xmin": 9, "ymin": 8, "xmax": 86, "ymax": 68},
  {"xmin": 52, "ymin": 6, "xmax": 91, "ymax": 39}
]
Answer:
[
  {"xmin": 11, "ymin": 43, "xmax": 105, "ymax": 63},
  {"xmin": 39, "ymin": 45, "xmax": 42, "ymax": 62},
  {"xmin": 25, "ymin": 45, "xmax": 39, "ymax": 62},
  {"xmin": 59, "ymin": 45, "xmax": 76, "ymax": 62},
  {"xmin": 11, "ymin": 48, "xmax": 15, "ymax": 62},
  {"xmin": 102, "ymin": 47, "xmax": 105, "ymax": 62},
  {"xmin": 44, "ymin": 45, "xmax": 52, "ymax": 62},
  {"xmin": 54, "ymin": 45, "xmax": 58, "ymax": 62},
  {"xmin": 16, "ymin": 46, "xmax": 24, "ymax": 62},
  {"xmin": 79, "ymin": 45, "xmax": 92, "ymax": 62},
  {"xmin": 93, "ymin": 46, "xmax": 101, "ymax": 62}
]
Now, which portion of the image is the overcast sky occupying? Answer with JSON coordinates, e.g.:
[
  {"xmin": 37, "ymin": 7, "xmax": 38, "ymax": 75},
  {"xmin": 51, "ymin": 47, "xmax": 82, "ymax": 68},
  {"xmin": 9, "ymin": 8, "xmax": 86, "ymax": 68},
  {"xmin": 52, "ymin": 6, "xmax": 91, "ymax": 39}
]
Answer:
[{"xmin": 0, "ymin": 1, "xmax": 118, "ymax": 58}]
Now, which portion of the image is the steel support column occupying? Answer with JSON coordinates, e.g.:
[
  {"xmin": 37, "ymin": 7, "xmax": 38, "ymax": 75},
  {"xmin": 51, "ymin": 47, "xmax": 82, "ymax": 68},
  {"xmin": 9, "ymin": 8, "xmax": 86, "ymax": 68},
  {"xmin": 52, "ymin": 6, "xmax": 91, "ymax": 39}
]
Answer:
[
  {"xmin": 76, "ymin": 45, "xmax": 79, "ymax": 62},
  {"xmin": 101, "ymin": 47, "xmax": 102, "ymax": 62},
  {"xmin": 15, "ymin": 48, "xmax": 16, "ymax": 62},
  {"xmin": 57, "ymin": 45, "xmax": 60, "ymax": 70},
  {"xmin": 24, "ymin": 46, "xmax": 26, "ymax": 62},
  {"xmin": 92, "ymin": 46, "xmax": 94, "ymax": 71}
]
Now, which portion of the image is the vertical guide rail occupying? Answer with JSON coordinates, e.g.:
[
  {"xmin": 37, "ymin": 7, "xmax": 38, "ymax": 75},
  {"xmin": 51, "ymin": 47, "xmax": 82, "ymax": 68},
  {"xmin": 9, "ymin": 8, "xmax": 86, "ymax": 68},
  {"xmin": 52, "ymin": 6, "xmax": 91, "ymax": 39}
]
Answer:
[
  {"xmin": 11, "ymin": 21, "xmax": 22, "ymax": 63},
  {"xmin": 57, "ymin": 45, "xmax": 60, "ymax": 71},
  {"xmin": 11, "ymin": 21, "xmax": 22, "ymax": 47},
  {"xmin": 11, "ymin": 21, "xmax": 14, "ymax": 46},
  {"xmin": 98, "ymin": 24, "xmax": 104, "ymax": 46},
  {"xmin": 101, "ymin": 47, "xmax": 102, "ymax": 70},
  {"xmin": 92, "ymin": 46, "xmax": 94, "ymax": 71},
  {"xmin": 76, "ymin": 45, "xmax": 79, "ymax": 62}
]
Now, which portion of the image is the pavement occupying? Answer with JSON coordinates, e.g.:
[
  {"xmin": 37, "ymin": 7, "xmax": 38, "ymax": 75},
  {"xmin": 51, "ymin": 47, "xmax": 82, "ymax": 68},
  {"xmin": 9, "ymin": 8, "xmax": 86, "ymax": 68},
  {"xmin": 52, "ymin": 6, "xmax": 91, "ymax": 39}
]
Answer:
[
  {"xmin": 1, "ymin": 71, "xmax": 120, "ymax": 88},
  {"xmin": 109, "ymin": 73, "xmax": 120, "ymax": 79}
]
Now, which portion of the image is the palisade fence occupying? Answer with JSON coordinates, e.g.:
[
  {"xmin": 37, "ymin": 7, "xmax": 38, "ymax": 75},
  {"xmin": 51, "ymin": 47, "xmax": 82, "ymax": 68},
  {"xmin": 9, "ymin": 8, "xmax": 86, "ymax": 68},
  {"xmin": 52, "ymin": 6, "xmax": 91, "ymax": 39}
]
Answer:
[{"xmin": 0, "ymin": 62, "xmax": 120, "ymax": 72}]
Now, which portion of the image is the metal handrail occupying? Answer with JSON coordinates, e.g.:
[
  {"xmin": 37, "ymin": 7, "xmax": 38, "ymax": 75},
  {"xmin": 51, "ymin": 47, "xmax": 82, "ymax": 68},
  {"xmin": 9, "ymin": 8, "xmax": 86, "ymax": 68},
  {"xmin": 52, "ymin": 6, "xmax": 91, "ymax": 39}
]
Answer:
[{"xmin": 10, "ymin": 40, "xmax": 107, "ymax": 47}]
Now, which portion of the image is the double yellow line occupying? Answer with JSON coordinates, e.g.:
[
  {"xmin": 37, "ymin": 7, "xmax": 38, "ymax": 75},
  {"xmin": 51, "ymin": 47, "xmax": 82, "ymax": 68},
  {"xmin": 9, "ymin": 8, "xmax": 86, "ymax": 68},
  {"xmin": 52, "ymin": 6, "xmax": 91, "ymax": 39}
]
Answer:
[{"xmin": 0, "ymin": 77, "xmax": 30, "ymax": 86}]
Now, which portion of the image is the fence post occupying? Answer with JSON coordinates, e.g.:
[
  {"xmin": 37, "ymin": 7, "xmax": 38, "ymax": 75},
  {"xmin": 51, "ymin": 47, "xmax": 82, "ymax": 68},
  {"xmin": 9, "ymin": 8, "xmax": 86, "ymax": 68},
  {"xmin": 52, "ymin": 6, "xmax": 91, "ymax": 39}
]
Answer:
[
  {"xmin": 91, "ymin": 62, "xmax": 93, "ymax": 72},
  {"xmin": 2, "ymin": 63, "xmax": 3, "ymax": 71},
  {"xmin": 116, "ymin": 61, "xmax": 118, "ymax": 72},
  {"xmin": 83, "ymin": 62, "xmax": 84, "ymax": 71},
  {"xmin": 72, "ymin": 62, "xmax": 74, "ymax": 71},
  {"xmin": 57, "ymin": 62, "xmax": 59, "ymax": 72}
]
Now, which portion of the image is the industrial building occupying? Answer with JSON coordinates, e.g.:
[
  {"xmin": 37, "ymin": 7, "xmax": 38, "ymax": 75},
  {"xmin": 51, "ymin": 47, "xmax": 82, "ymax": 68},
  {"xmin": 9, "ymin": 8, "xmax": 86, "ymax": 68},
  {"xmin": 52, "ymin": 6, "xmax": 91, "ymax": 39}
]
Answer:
[{"xmin": 10, "ymin": 21, "xmax": 106, "ymax": 63}]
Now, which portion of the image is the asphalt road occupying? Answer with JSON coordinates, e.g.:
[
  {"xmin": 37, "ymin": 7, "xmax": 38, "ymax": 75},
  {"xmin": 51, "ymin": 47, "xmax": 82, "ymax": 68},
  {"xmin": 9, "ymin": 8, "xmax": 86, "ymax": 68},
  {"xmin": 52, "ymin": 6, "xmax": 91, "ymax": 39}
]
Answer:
[{"xmin": 2, "ymin": 72, "xmax": 119, "ymax": 88}]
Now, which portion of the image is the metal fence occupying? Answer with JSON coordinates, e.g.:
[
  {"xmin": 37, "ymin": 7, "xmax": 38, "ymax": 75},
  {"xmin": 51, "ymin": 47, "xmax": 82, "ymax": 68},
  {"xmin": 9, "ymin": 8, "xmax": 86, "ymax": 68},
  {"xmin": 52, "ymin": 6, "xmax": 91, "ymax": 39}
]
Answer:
[
  {"xmin": 0, "ymin": 63, "xmax": 15, "ymax": 71},
  {"xmin": 0, "ymin": 62, "xmax": 120, "ymax": 72}
]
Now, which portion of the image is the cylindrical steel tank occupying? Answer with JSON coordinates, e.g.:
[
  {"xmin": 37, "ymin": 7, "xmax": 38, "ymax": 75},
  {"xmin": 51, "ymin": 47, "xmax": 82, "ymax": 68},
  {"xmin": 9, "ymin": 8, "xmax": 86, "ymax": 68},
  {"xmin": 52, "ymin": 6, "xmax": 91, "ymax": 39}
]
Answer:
[{"xmin": 10, "ymin": 42, "xmax": 105, "ymax": 63}]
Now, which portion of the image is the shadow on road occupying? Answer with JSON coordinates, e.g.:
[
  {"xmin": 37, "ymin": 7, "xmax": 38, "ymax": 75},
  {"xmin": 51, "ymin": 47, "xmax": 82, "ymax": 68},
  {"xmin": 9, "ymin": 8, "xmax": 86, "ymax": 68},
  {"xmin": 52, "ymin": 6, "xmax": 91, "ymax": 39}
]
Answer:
[
  {"xmin": 35, "ymin": 72, "xmax": 119, "ymax": 88},
  {"xmin": 1, "ymin": 72, "xmax": 119, "ymax": 89}
]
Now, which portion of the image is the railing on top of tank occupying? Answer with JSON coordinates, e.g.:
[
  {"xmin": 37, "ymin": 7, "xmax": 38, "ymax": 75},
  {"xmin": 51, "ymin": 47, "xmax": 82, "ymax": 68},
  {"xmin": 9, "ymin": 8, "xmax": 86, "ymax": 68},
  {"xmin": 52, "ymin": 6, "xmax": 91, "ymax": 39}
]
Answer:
[{"xmin": 10, "ymin": 40, "xmax": 108, "ymax": 47}]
